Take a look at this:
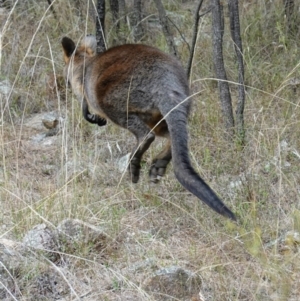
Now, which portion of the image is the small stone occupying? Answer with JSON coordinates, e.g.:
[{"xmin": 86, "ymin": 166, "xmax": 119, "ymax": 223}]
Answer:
[
  {"xmin": 42, "ymin": 112, "xmax": 60, "ymax": 137},
  {"xmin": 42, "ymin": 115, "xmax": 59, "ymax": 130}
]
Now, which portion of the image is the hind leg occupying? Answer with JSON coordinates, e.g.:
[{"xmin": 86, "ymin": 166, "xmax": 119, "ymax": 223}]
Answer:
[
  {"xmin": 125, "ymin": 115, "xmax": 155, "ymax": 183},
  {"xmin": 149, "ymin": 138, "xmax": 172, "ymax": 183}
]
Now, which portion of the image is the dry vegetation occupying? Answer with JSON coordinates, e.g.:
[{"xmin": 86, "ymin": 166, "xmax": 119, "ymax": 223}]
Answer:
[{"xmin": 1, "ymin": 0, "xmax": 300, "ymax": 300}]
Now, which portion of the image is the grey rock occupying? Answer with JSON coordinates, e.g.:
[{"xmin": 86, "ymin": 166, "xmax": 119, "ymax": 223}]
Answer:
[
  {"xmin": 25, "ymin": 112, "xmax": 62, "ymax": 135},
  {"xmin": 31, "ymin": 133, "xmax": 47, "ymax": 143},
  {"xmin": 25, "ymin": 113, "xmax": 46, "ymax": 131},
  {"xmin": 265, "ymin": 230, "xmax": 300, "ymax": 254},
  {"xmin": 57, "ymin": 219, "xmax": 107, "ymax": 252},
  {"xmin": 22, "ymin": 223, "xmax": 59, "ymax": 262},
  {"xmin": 0, "ymin": 237, "xmax": 70, "ymax": 300},
  {"xmin": 0, "ymin": 238, "xmax": 24, "ymax": 299},
  {"xmin": 26, "ymin": 269, "xmax": 69, "ymax": 301},
  {"xmin": 57, "ymin": 161, "xmax": 90, "ymax": 184},
  {"xmin": 144, "ymin": 266, "xmax": 202, "ymax": 301}
]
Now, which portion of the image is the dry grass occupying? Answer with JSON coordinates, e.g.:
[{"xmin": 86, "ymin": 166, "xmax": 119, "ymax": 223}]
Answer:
[{"xmin": 1, "ymin": 0, "xmax": 300, "ymax": 300}]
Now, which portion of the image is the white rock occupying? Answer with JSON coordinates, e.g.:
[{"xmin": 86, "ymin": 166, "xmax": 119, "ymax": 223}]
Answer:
[
  {"xmin": 0, "ymin": 79, "xmax": 11, "ymax": 97},
  {"xmin": 117, "ymin": 153, "xmax": 131, "ymax": 173}
]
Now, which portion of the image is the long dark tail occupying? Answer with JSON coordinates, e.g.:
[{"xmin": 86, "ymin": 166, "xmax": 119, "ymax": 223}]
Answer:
[{"xmin": 158, "ymin": 95, "xmax": 236, "ymax": 221}]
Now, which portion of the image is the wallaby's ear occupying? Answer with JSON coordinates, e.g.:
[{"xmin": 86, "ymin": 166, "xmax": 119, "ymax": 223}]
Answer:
[{"xmin": 61, "ymin": 37, "xmax": 76, "ymax": 58}]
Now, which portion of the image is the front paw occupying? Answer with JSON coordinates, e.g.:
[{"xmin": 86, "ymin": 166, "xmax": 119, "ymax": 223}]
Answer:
[
  {"xmin": 87, "ymin": 114, "xmax": 107, "ymax": 126},
  {"xmin": 96, "ymin": 116, "xmax": 107, "ymax": 126}
]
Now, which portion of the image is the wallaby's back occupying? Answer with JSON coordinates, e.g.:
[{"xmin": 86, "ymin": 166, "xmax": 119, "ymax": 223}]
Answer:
[{"xmin": 85, "ymin": 44, "xmax": 190, "ymax": 114}]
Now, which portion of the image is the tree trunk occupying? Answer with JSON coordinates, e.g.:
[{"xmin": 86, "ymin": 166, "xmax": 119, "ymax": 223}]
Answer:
[
  {"xmin": 110, "ymin": 0, "xmax": 120, "ymax": 31},
  {"xmin": 118, "ymin": 0, "xmax": 126, "ymax": 16},
  {"xmin": 186, "ymin": 0, "xmax": 205, "ymax": 79},
  {"xmin": 96, "ymin": 0, "xmax": 106, "ymax": 53},
  {"xmin": 284, "ymin": 0, "xmax": 297, "ymax": 35},
  {"xmin": 212, "ymin": 0, "xmax": 234, "ymax": 138},
  {"xmin": 118, "ymin": 0, "xmax": 127, "ymax": 27},
  {"xmin": 131, "ymin": 0, "xmax": 144, "ymax": 42},
  {"xmin": 46, "ymin": 0, "xmax": 57, "ymax": 19},
  {"xmin": 109, "ymin": 0, "xmax": 122, "ymax": 44},
  {"xmin": 228, "ymin": 0, "xmax": 245, "ymax": 143},
  {"xmin": 0, "ymin": 0, "xmax": 12, "ymax": 9},
  {"xmin": 153, "ymin": 0, "xmax": 178, "ymax": 57}
]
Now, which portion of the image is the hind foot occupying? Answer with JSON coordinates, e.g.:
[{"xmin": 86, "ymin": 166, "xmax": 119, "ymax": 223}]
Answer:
[
  {"xmin": 128, "ymin": 158, "xmax": 141, "ymax": 183},
  {"xmin": 149, "ymin": 159, "xmax": 169, "ymax": 183}
]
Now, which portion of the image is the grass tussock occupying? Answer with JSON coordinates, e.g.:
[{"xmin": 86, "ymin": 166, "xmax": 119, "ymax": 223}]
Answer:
[{"xmin": 1, "ymin": 0, "xmax": 300, "ymax": 300}]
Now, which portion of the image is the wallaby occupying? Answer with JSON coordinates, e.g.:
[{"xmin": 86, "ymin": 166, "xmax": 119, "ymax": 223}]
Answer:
[{"xmin": 61, "ymin": 35, "xmax": 236, "ymax": 221}]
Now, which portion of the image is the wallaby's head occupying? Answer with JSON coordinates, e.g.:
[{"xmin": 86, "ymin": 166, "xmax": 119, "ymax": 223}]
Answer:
[
  {"xmin": 61, "ymin": 36, "xmax": 97, "ymax": 64},
  {"xmin": 61, "ymin": 36, "xmax": 97, "ymax": 96}
]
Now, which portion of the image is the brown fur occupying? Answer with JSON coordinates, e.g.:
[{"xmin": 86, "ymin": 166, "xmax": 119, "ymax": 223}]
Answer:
[{"xmin": 61, "ymin": 36, "xmax": 236, "ymax": 220}]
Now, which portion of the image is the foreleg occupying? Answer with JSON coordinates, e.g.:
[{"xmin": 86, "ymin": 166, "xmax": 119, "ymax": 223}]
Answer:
[{"xmin": 82, "ymin": 98, "xmax": 107, "ymax": 126}]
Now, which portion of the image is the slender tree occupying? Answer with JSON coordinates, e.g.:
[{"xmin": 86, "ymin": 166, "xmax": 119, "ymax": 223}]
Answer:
[
  {"xmin": 211, "ymin": 0, "xmax": 234, "ymax": 138},
  {"xmin": 131, "ymin": 0, "xmax": 144, "ymax": 42},
  {"xmin": 153, "ymin": 0, "xmax": 178, "ymax": 57},
  {"xmin": 118, "ymin": 0, "xmax": 126, "ymax": 16},
  {"xmin": 110, "ymin": 0, "xmax": 120, "ymax": 32},
  {"xmin": 118, "ymin": 0, "xmax": 127, "ymax": 28},
  {"xmin": 186, "ymin": 0, "xmax": 205, "ymax": 79},
  {"xmin": 0, "ymin": 0, "xmax": 11, "ymax": 9},
  {"xmin": 228, "ymin": 0, "xmax": 245, "ymax": 143},
  {"xmin": 284, "ymin": 0, "xmax": 299, "ymax": 38},
  {"xmin": 96, "ymin": 0, "xmax": 106, "ymax": 53},
  {"xmin": 45, "ymin": 0, "xmax": 57, "ymax": 19}
]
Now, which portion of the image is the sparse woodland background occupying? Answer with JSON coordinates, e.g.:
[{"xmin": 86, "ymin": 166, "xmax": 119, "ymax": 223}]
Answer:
[{"xmin": 1, "ymin": 0, "xmax": 300, "ymax": 300}]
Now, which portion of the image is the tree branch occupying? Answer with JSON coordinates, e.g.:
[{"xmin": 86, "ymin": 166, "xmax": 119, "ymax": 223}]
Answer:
[{"xmin": 186, "ymin": 0, "xmax": 205, "ymax": 79}]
